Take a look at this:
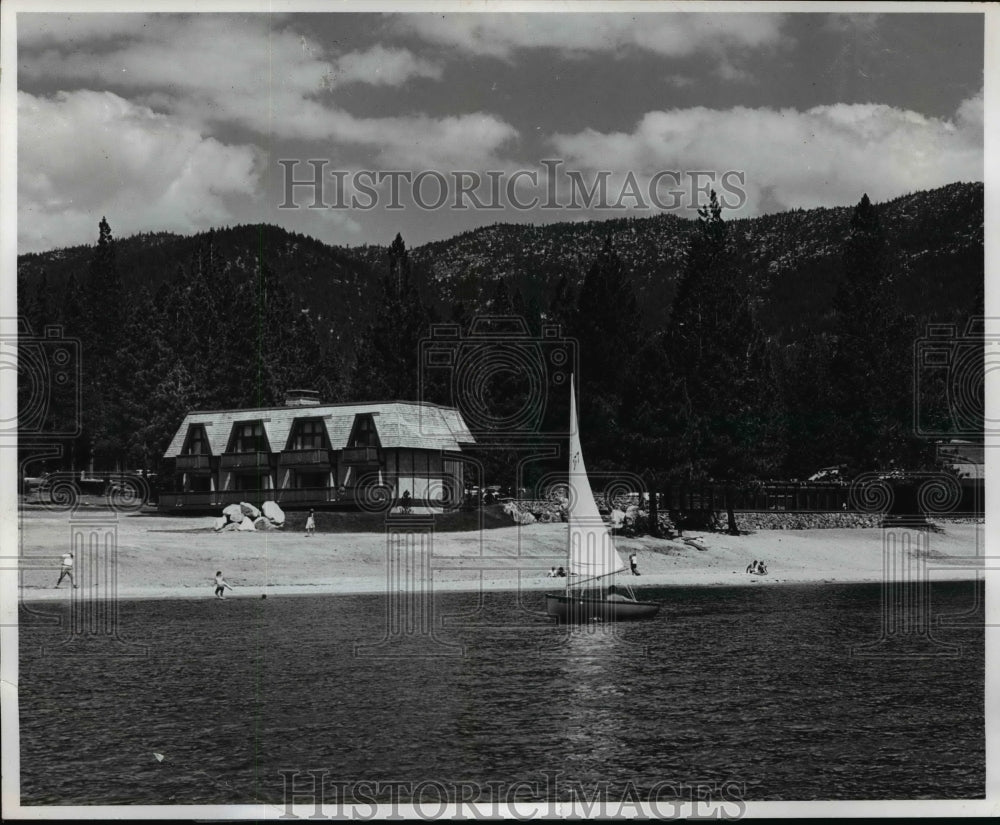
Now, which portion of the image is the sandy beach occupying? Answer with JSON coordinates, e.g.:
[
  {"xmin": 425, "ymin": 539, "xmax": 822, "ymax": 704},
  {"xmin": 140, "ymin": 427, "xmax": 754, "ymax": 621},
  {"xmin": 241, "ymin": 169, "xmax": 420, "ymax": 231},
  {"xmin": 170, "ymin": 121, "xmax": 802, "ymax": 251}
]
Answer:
[{"xmin": 15, "ymin": 508, "xmax": 984, "ymax": 602}]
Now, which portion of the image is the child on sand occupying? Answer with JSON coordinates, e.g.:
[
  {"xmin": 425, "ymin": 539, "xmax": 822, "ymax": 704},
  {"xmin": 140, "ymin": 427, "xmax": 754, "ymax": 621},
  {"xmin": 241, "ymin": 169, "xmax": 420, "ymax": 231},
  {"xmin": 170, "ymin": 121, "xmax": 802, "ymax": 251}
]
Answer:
[
  {"xmin": 305, "ymin": 509, "xmax": 316, "ymax": 536},
  {"xmin": 214, "ymin": 571, "xmax": 233, "ymax": 599}
]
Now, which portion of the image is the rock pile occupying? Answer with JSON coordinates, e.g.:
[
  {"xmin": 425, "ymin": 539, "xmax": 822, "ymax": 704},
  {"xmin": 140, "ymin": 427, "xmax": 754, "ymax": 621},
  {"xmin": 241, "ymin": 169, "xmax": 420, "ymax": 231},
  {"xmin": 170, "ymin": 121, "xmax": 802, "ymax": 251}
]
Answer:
[
  {"xmin": 502, "ymin": 500, "xmax": 538, "ymax": 525},
  {"xmin": 214, "ymin": 500, "xmax": 286, "ymax": 532}
]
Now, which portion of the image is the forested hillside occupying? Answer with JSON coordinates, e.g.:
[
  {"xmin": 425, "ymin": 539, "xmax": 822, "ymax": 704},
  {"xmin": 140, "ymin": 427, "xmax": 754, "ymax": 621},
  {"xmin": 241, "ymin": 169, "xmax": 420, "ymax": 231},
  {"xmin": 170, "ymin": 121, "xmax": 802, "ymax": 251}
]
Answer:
[{"xmin": 17, "ymin": 182, "xmax": 983, "ymax": 485}]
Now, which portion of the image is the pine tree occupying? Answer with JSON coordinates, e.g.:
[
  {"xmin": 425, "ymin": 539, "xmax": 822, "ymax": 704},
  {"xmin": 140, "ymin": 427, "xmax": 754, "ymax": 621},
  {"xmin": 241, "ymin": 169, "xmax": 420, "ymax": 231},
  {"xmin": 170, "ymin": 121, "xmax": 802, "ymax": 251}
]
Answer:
[
  {"xmin": 350, "ymin": 234, "xmax": 432, "ymax": 401},
  {"xmin": 829, "ymin": 194, "xmax": 922, "ymax": 474},
  {"xmin": 569, "ymin": 237, "xmax": 642, "ymax": 471},
  {"xmin": 82, "ymin": 217, "xmax": 131, "ymax": 470},
  {"xmin": 661, "ymin": 191, "xmax": 786, "ymax": 533}
]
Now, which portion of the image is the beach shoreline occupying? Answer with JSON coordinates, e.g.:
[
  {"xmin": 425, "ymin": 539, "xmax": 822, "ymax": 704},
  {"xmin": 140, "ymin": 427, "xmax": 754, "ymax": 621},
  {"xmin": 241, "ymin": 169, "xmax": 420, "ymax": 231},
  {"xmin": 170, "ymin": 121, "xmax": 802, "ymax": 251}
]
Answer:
[{"xmin": 16, "ymin": 510, "xmax": 984, "ymax": 603}]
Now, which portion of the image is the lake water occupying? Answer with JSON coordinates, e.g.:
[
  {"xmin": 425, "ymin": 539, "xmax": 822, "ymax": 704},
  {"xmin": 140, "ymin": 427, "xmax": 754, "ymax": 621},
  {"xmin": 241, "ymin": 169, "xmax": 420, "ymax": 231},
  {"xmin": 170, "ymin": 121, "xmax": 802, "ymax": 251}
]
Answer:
[{"xmin": 18, "ymin": 581, "xmax": 984, "ymax": 805}]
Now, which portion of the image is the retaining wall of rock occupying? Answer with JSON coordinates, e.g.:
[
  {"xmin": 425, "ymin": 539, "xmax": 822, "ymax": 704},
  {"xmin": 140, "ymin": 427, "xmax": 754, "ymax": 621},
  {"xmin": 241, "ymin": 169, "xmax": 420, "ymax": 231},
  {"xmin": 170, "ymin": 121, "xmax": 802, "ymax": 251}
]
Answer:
[
  {"xmin": 501, "ymin": 501, "xmax": 977, "ymax": 532},
  {"xmin": 731, "ymin": 511, "xmax": 882, "ymax": 530}
]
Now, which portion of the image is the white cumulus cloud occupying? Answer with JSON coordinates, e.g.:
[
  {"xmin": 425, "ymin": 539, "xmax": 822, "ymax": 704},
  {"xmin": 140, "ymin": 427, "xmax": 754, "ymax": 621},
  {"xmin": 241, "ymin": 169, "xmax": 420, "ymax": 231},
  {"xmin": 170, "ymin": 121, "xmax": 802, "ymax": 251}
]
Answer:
[
  {"xmin": 19, "ymin": 15, "xmax": 517, "ymax": 168},
  {"xmin": 329, "ymin": 45, "xmax": 442, "ymax": 87},
  {"xmin": 395, "ymin": 12, "xmax": 787, "ymax": 59},
  {"xmin": 18, "ymin": 90, "xmax": 262, "ymax": 253},
  {"xmin": 549, "ymin": 91, "xmax": 983, "ymax": 216}
]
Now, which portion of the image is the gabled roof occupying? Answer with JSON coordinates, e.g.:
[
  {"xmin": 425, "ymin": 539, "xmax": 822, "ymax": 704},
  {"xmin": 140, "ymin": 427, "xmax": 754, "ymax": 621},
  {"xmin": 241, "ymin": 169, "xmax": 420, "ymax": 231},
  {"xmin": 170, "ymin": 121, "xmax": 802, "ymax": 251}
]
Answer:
[{"xmin": 164, "ymin": 401, "xmax": 476, "ymax": 458}]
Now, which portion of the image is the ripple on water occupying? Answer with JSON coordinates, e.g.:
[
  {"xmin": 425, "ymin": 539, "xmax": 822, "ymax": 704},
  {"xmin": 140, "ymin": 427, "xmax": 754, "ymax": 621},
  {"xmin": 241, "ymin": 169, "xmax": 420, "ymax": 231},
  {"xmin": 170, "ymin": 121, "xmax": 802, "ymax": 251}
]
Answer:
[{"xmin": 18, "ymin": 581, "xmax": 984, "ymax": 804}]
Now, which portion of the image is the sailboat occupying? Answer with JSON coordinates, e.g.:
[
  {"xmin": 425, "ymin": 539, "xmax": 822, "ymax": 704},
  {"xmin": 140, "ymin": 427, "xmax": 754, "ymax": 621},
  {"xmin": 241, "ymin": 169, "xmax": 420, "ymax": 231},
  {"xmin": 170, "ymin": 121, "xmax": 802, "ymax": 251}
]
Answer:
[{"xmin": 545, "ymin": 376, "xmax": 661, "ymax": 623}]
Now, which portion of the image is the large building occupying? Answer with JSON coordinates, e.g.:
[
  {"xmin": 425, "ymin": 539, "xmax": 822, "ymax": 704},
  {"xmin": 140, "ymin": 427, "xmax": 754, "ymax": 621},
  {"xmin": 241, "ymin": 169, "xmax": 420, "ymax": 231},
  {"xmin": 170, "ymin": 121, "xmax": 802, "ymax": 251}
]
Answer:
[{"xmin": 159, "ymin": 391, "xmax": 476, "ymax": 511}]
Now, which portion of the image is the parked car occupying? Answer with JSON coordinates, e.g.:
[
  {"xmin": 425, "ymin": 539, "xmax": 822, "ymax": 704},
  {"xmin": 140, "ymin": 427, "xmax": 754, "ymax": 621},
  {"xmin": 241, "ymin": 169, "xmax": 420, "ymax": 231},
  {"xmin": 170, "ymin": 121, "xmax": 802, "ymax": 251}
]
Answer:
[
  {"xmin": 807, "ymin": 465, "xmax": 846, "ymax": 483},
  {"xmin": 22, "ymin": 472, "xmax": 53, "ymax": 494}
]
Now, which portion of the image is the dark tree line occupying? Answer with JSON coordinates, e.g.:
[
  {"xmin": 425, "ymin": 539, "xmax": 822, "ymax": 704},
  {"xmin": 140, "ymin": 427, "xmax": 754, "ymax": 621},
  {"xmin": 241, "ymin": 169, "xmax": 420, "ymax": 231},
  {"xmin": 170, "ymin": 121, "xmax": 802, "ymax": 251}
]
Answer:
[
  {"xmin": 20, "ymin": 221, "xmax": 346, "ymax": 473},
  {"xmin": 19, "ymin": 196, "xmax": 961, "ymax": 488}
]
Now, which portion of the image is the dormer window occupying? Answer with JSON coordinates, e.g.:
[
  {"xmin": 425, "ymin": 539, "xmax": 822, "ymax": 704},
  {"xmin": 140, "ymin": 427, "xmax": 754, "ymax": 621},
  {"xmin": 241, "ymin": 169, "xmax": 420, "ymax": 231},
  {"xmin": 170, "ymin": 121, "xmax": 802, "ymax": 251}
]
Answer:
[
  {"xmin": 348, "ymin": 414, "xmax": 380, "ymax": 448},
  {"xmin": 230, "ymin": 421, "xmax": 268, "ymax": 453},
  {"xmin": 289, "ymin": 419, "xmax": 328, "ymax": 450},
  {"xmin": 183, "ymin": 425, "xmax": 210, "ymax": 455}
]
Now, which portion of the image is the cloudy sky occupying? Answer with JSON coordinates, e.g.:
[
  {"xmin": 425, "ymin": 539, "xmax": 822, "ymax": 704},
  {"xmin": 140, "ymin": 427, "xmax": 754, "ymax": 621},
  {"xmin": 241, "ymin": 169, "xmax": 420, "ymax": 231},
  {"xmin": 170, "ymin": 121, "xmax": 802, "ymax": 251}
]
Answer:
[{"xmin": 16, "ymin": 8, "xmax": 984, "ymax": 254}]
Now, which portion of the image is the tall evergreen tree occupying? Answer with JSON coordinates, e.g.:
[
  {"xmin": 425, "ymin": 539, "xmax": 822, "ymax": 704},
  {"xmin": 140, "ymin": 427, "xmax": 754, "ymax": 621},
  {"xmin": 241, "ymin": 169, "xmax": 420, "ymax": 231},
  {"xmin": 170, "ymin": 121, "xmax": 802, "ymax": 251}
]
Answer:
[
  {"xmin": 829, "ymin": 194, "xmax": 923, "ymax": 474},
  {"xmin": 82, "ymin": 217, "xmax": 132, "ymax": 469},
  {"xmin": 569, "ymin": 237, "xmax": 642, "ymax": 471},
  {"xmin": 350, "ymin": 234, "xmax": 432, "ymax": 401},
  {"xmin": 660, "ymin": 191, "xmax": 786, "ymax": 532}
]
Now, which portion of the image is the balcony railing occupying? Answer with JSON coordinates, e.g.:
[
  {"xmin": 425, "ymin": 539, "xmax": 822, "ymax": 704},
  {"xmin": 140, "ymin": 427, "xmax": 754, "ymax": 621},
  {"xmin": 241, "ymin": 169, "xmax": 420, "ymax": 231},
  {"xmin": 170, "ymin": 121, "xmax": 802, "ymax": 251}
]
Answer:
[
  {"xmin": 340, "ymin": 446, "xmax": 380, "ymax": 465},
  {"xmin": 273, "ymin": 487, "xmax": 342, "ymax": 504},
  {"xmin": 175, "ymin": 454, "xmax": 212, "ymax": 471},
  {"xmin": 278, "ymin": 449, "xmax": 332, "ymax": 467},
  {"xmin": 220, "ymin": 452, "xmax": 271, "ymax": 470},
  {"xmin": 214, "ymin": 489, "xmax": 275, "ymax": 506},
  {"xmin": 159, "ymin": 491, "xmax": 216, "ymax": 508}
]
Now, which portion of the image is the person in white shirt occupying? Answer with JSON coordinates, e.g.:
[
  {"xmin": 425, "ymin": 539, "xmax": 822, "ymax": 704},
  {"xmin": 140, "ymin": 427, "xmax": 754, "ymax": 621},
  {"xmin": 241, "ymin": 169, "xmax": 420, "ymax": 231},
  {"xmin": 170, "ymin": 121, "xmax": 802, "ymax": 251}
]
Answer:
[
  {"xmin": 547, "ymin": 566, "xmax": 557, "ymax": 577},
  {"xmin": 305, "ymin": 509, "xmax": 316, "ymax": 536},
  {"xmin": 629, "ymin": 552, "xmax": 640, "ymax": 575},
  {"xmin": 55, "ymin": 552, "xmax": 77, "ymax": 588},
  {"xmin": 214, "ymin": 571, "xmax": 233, "ymax": 599}
]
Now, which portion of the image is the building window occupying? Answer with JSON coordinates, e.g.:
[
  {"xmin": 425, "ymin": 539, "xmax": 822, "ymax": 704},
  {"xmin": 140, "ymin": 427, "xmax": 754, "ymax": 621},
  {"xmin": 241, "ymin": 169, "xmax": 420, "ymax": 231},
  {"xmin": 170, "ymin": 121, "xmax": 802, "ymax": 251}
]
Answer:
[
  {"xmin": 188, "ymin": 476, "xmax": 212, "ymax": 493},
  {"xmin": 297, "ymin": 471, "xmax": 327, "ymax": 489},
  {"xmin": 183, "ymin": 425, "xmax": 210, "ymax": 455},
  {"xmin": 290, "ymin": 419, "xmax": 327, "ymax": 450},
  {"xmin": 348, "ymin": 414, "xmax": 380, "ymax": 448},
  {"xmin": 231, "ymin": 421, "xmax": 267, "ymax": 453},
  {"xmin": 234, "ymin": 472, "xmax": 269, "ymax": 491}
]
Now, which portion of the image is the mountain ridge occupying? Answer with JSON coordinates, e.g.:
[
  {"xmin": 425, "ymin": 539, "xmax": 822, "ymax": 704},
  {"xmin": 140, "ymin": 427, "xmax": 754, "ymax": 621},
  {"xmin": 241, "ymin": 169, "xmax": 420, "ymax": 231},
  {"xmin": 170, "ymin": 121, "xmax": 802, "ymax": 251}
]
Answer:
[{"xmin": 18, "ymin": 181, "xmax": 983, "ymax": 348}]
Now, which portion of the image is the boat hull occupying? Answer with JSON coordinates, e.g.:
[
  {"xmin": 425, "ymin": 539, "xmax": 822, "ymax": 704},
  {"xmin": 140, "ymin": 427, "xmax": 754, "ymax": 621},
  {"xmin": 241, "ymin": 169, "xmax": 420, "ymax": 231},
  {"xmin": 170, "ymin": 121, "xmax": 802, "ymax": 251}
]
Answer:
[{"xmin": 545, "ymin": 592, "xmax": 661, "ymax": 623}]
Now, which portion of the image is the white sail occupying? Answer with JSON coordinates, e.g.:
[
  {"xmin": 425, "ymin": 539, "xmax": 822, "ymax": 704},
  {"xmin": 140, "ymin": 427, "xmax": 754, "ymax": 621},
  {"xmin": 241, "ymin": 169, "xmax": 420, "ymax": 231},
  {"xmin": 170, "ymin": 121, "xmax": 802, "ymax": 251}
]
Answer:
[{"xmin": 567, "ymin": 376, "xmax": 628, "ymax": 583}]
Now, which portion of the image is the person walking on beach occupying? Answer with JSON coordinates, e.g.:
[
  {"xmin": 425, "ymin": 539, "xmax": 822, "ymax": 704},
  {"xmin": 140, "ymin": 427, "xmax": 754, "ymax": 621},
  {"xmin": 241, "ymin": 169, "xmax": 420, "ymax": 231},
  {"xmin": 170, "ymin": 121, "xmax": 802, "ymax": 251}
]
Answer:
[
  {"xmin": 55, "ymin": 552, "xmax": 78, "ymax": 588},
  {"xmin": 629, "ymin": 552, "xmax": 640, "ymax": 575},
  {"xmin": 214, "ymin": 571, "xmax": 233, "ymax": 599},
  {"xmin": 305, "ymin": 509, "xmax": 316, "ymax": 537}
]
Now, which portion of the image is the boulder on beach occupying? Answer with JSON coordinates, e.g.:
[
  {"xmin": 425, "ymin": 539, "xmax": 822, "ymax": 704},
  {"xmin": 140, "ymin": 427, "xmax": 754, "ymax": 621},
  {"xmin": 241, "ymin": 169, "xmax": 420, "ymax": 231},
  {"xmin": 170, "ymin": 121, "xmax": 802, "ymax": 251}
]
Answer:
[
  {"xmin": 516, "ymin": 511, "xmax": 536, "ymax": 525},
  {"xmin": 222, "ymin": 503, "xmax": 244, "ymax": 523},
  {"xmin": 222, "ymin": 522, "xmax": 240, "ymax": 532},
  {"xmin": 262, "ymin": 500, "xmax": 285, "ymax": 526},
  {"xmin": 237, "ymin": 516, "xmax": 256, "ymax": 531},
  {"xmin": 240, "ymin": 501, "xmax": 261, "ymax": 519},
  {"xmin": 254, "ymin": 516, "xmax": 277, "ymax": 531},
  {"xmin": 213, "ymin": 516, "xmax": 228, "ymax": 532},
  {"xmin": 610, "ymin": 508, "xmax": 626, "ymax": 529}
]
